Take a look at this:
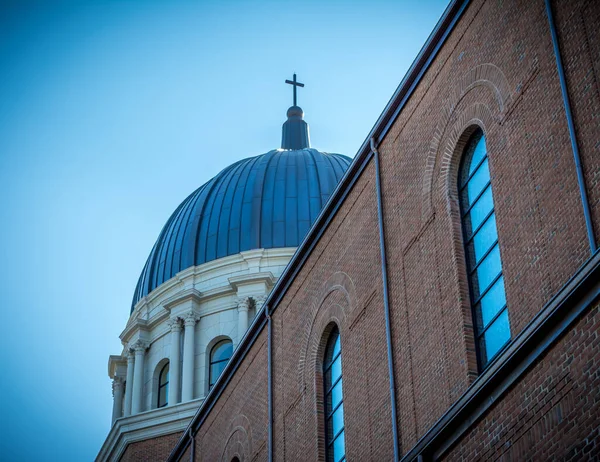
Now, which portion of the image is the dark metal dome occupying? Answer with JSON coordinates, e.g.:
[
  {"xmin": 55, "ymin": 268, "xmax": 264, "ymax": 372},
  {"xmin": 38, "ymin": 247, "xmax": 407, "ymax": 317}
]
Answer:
[{"xmin": 131, "ymin": 148, "xmax": 351, "ymax": 311}]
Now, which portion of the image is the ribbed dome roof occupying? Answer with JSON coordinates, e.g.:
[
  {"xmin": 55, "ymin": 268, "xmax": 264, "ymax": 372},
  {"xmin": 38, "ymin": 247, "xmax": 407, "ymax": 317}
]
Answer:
[{"xmin": 131, "ymin": 148, "xmax": 351, "ymax": 311}]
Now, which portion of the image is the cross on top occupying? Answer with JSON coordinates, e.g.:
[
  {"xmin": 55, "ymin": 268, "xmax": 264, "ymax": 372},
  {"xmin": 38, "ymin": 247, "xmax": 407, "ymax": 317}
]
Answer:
[{"xmin": 285, "ymin": 73, "xmax": 304, "ymax": 106}]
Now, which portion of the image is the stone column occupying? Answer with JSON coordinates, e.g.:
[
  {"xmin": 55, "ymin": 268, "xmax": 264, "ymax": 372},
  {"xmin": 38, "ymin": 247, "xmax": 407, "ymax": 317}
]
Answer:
[
  {"xmin": 168, "ymin": 317, "xmax": 182, "ymax": 406},
  {"xmin": 131, "ymin": 340, "xmax": 148, "ymax": 414},
  {"xmin": 182, "ymin": 311, "xmax": 199, "ymax": 402},
  {"xmin": 237, "ymin": 296, "xmax": 250, "ymax": 343},
  {"xmin": 111, "ymin": 377, "xmax": 124, "ymax": 424},
  {"xmin": 123, "ymin": 350, "xmax": 135, "ymax": 417}
]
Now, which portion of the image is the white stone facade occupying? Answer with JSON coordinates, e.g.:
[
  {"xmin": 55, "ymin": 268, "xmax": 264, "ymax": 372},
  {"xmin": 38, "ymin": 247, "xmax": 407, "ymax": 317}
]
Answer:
[{"xmin": 98, "ymin": 248, "xmax": 295, "ymax": 461}]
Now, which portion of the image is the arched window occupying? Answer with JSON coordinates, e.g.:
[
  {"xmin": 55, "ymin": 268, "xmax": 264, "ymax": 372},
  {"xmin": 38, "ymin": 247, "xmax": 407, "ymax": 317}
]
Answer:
[
  {"xmin": 459, "ymin": 129, "xmax": 510, "ymax": 369},
  {"xmin": 209, "ymin": 339, "xmax": 233, "ymax": 391},
  {"xmin": 323, "ymin": 327, "xmax": 345, "ymax": 462},
  {"xmin": 157, "ymin": 362, "xmax": 169, "ymax": 408}
]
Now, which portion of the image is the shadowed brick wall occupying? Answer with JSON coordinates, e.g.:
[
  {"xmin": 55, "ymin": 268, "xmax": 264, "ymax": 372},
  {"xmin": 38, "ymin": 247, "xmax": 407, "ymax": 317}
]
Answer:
[
  {"xmin": 120, "ymin": 432, "xmax": 182, "ymax": 462},
  {"xmin": 443, "ymin": 301, "xmax": 599, "ymax": 461}
]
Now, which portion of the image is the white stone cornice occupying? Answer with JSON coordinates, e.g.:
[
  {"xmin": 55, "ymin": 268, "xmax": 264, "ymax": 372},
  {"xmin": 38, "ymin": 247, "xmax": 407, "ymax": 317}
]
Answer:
[
  {"xmin": 143, "ymin": 309, "xmax": 169, "ymax": 332},
  {"xmin": 228, "ymin": 271, "xmax": 276, "ymax": 291},
  {"xmin": 96, "ymin": 398, "xmax": 205, "ymax": 462},
  {"xmin": 162, "ymin": 288, "xmax": 203, "ymax": 311},
  {"xmin": 197, "ymin": 284, "xmax": 235, "ymax": 302},
  {"xmin": 129, "ymin": 247, "xmax": 296, "ymax": 314},
  {"xmin": 108, "ymin": 355, "xmax": 127, "ymax": 379},
  {"xmin": 119, "ymin": 317, "xmax": 149, "ymax": 345}
]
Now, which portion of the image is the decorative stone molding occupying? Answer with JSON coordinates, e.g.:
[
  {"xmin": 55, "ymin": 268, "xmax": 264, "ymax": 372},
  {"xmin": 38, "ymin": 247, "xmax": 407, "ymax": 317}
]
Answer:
[
  {"xmin": 237, "ymin": 296, "xmax": 250, "ymax": 312},
  {"xmin": 120, "ymin": 318, "xmax": 150, "ymax": 345},
  {"xmin": 130, "ymin": 340, "xmax": 150, "ymax": 354},
  {"xmin": 254, "ymin": 295, "xmax": 267, "ymax": 312},
  {"xmin": 108, "ymin": 355, "xmax": 127, "ymax": 379},
  {"xmin": 229, "ymin": 271, "xmax": 276, "ymax": 291},
  {"xmin": 183, "ymin": 311, "xmax": 200, "ymax": 327},
  {"xmin": 162, "ymin": 288, "xmax": 203, "ymax": 312},
  {"xmin": 129, "ymin": 249, "xmax": 293, "ymax": 315},
  {"xmin": 167, "ymin": 317, "xmax": 183, "ymax": 332}
]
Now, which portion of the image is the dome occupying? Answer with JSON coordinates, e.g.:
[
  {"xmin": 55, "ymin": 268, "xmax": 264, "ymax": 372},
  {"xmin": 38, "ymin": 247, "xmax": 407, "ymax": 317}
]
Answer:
[{"xmin": 131, "ymin": 147, "xmax": 352, "ymax": 311}]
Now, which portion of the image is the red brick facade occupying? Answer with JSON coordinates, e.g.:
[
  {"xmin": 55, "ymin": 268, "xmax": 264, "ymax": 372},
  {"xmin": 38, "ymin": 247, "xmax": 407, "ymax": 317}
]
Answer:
[
  {"xmin": 443, "ymin": 301, "xmax": 600, "ymax": 461},
  {"xmin": 127, "ymin": 0, "xmax": 600, "ymax": 460},
  {"xmin": 120, "ymin": 432, "xmax": 182, "ymax": 462}
]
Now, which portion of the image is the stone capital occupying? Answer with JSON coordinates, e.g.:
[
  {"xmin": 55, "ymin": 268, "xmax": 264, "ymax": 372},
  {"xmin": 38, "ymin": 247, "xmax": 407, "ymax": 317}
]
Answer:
[
  {"xmin": 168, "ymin": 317, "xmax": 183, "ymax": 332},
  {"xmin": 254, "ymin": 295, "xmax": 267, "ymax": 308},
  {"xmin": 237, "ymin": 296, "xmax": 250, "ymax": 312},
  {"xmin": 112, "ymin": 377, "xmax": 124, "ymax": 394},
  {"xmin": 130, "ymin": 339, "xmax": 149, "ymax": 354},
  {"xmin": 183, "ymin": 311, "xmax": 200, "ymax": 328}
]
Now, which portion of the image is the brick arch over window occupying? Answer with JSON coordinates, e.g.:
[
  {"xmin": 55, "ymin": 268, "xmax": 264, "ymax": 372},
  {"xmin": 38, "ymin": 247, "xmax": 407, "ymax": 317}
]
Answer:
[
  {"xmin": 430, "ymin": 104, "xmax": 506, "ymax": 382},
  {"xmin": 438, "ymin": 104, "xmax": 498, "ymax": 199},
  {"xmin": 422, "ymin": 63, "xmax": 512, "ymax": 223},
  {"xmin": 220, "ymin": 414, "xmax": 253, "ymax": 462},
  {"xmin": 452, "ymin": 63, "xmax": 512, "ymax": 113},
  {"xmin": 297, "ymin": 272, "xmax": 356, "ymax": 392}
]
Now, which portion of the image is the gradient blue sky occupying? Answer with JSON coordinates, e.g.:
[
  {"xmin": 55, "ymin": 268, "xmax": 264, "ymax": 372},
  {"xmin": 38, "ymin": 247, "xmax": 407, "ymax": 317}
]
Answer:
[{"xmin": 0, "ymin": 1, "xmax": 448, "ymax": 459}]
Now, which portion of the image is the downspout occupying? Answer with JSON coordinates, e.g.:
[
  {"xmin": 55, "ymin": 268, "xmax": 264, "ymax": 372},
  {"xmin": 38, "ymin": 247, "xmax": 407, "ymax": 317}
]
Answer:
[
  {"xmin": 371, "ymin": 137, "xmax": 400, "ymax": 461},
  {"xmin": 189, "ymin": 428, "xmax": 195, "ymax": 462},
  {"xmin": 267, "ymin": 310, "xmax": 273, "ymax": 462},
  {"xmin": 545, "ymin": 0, "xmax": 597, "ymax": 254}
]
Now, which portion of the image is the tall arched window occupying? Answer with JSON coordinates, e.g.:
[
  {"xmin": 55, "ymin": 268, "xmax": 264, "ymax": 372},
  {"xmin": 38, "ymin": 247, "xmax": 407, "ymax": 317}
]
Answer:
[
  {"xmin": 459, "ymin": 129, "xmax": 510, "ymax": 369},
  {"xmin": 323, "ymin": 327, "xmax": 345, "ymax": 462},
  {"xmin": 209, "ymin": 339, "xmax": 233, "ymax": 391},
  {"xmin": 157, "ymin": 362, "xmax": 169, "ymax": 408}
]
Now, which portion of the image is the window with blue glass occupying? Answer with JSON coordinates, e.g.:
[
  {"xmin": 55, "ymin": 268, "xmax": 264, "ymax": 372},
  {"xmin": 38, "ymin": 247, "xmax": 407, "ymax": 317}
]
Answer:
[
  {"xmin": 157, "ymin": 362, "xmax": 169, "ymax": 408},
  {"xmin": 324, "ymin": 327, "xmax": 345, "ymax": 462},
  {"xmin": 459, "ymin": 129, "xmax": 510, "ymax": 369},
  {"xmin": 209, "ymin": 339, "xmax": 233, "ymax": 391}
]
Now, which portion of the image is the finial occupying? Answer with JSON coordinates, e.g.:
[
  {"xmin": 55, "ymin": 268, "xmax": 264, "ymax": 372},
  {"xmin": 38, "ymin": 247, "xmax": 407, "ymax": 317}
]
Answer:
[
  {"xmin": 285, "ymin": 73, "xmax": 304, "ymax": 106},
  {"xmin": 281, "ymin": 73, "xmax": 310, "ymax": 150}
]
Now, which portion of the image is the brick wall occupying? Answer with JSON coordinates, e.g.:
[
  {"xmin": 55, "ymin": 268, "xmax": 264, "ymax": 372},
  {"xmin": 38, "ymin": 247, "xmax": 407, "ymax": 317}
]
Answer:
[
  {"xmin": 443, "ymin": 301, "xmax": 599, "ymax": 461},
  {"xmin": 120, "ymin": 432, "xmax": 182, "ymax": 462},
  {"xmin": 172, "ymin": 0, "xmax": 600, "ymax": 460}
]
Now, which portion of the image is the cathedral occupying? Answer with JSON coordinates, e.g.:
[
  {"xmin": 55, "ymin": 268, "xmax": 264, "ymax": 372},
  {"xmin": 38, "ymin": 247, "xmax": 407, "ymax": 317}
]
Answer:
[{"xmin": 98, "ymin": 0, "xmax": 600, "ymax": 460}]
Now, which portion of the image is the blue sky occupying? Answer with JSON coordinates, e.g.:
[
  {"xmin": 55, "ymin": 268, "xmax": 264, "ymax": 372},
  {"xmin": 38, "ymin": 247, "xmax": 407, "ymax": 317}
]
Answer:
[{"xmin": 0, "ymin": 0, "xmax": 448, "ymax": 459}]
